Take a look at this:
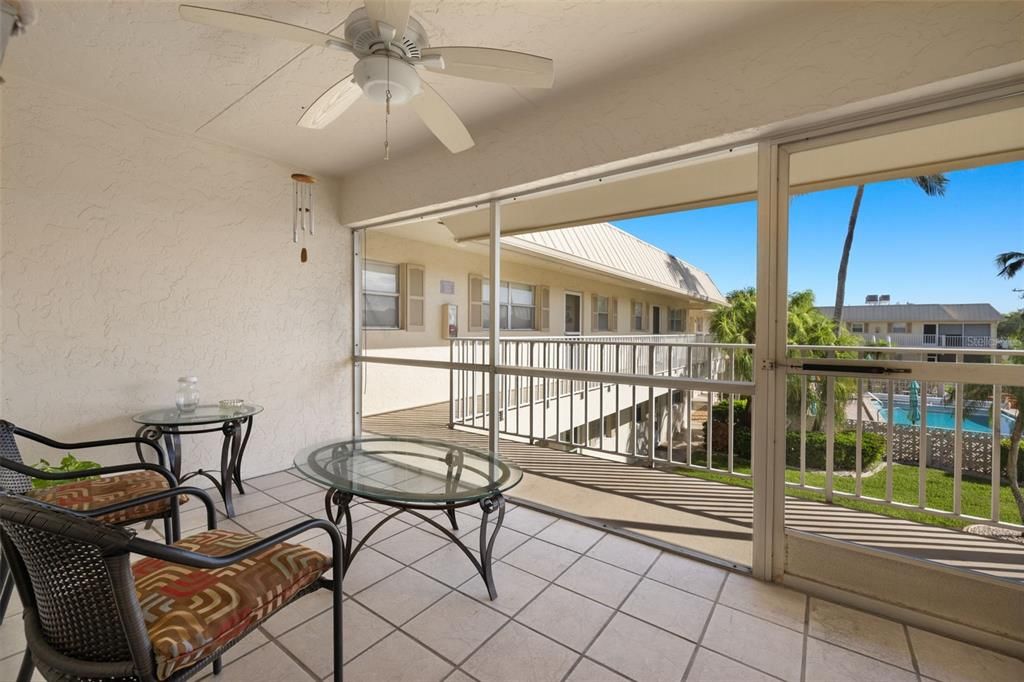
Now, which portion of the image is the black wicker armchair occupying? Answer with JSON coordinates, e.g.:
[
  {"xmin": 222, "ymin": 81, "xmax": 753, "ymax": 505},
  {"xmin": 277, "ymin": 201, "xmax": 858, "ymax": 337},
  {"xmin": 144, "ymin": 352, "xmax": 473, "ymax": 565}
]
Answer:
[
  {"xmin": 0, "ymin": 489, "xmax": 344, "ymax": 682},
  {"xmin": 0, "ymin": 419, "xmax": 186, "ymax": 626}
]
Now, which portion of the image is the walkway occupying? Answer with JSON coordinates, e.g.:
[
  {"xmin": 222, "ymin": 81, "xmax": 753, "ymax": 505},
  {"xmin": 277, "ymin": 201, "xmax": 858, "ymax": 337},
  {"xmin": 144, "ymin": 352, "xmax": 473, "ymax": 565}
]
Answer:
[{"xmin": 365, "ymin": 403, "xmax": 1024, "ymax": 583}]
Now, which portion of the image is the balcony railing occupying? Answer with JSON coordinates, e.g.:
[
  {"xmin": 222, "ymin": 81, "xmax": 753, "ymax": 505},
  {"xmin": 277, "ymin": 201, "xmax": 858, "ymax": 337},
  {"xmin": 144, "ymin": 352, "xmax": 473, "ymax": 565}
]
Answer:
[
  {"xmin": 857, "ymin": 332, "xmax": 1005, "ymax": 349},
  {"xmin": 446, "ymin": 335, "xmax": 1022, "ymax": 531},
  {"xmin": 450, "ymin": 335, "xmax": 755, "ymax": 478}
]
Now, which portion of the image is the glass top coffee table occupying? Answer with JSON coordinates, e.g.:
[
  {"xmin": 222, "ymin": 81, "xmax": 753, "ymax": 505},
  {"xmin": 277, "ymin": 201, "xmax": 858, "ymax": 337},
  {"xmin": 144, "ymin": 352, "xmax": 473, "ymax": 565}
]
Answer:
[{"xmin": 294, "ymin": 435, "xmax": 522, "ymax": 600}]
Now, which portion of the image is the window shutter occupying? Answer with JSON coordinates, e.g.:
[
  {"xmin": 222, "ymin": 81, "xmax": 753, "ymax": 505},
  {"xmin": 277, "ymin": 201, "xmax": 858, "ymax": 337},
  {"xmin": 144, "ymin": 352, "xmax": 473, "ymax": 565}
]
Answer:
[
  {"xmin": 538, "ymin": 286, "xmax": 550, "ymax": 332},
  {"xmin": 591, "ymin": 294, "xmax": 598, "ymax": 333},
  {"xmin": 469, "ymin": 274, "xmax": 483, "ymax": 332},
  {"xmin": 403, "ymin": 264, "xmax": 425, "ymax": 331},
  {"xmin": 609, "ymin": 297, "xmax": 618, "ymax": 332}
]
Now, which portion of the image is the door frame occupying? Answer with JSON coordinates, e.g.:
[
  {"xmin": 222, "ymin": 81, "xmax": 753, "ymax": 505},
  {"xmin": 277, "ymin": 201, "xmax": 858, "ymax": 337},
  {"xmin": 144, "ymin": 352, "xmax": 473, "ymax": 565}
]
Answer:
[
  {"xmin": 564, "ymin": 291, "xmax": 583, "ymax": 336},
  {"xmin": 752, "ymin": 87, "xmax": 1024, "ymax": 581}
]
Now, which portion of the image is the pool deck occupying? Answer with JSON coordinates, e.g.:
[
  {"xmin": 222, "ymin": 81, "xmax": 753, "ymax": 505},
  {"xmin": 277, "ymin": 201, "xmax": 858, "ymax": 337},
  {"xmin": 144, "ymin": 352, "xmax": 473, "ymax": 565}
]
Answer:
[{"xmin": 365, "ymin": 402, "xmax": 1024, "ymax": 583}]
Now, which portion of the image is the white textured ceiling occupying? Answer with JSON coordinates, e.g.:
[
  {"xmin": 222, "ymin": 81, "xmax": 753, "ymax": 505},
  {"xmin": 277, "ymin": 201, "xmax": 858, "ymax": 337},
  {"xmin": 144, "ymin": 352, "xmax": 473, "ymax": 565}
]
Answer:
[{"xmin": 4, "ymin": 0, "xmax": 785, "ymax": 178}]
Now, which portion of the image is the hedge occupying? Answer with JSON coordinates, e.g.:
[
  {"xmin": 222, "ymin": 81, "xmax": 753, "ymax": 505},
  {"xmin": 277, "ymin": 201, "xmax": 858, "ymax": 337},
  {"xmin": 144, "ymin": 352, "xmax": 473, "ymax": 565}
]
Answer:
[
  {"xmin": 706, "ymin": 398, "xmax": 885, "ymax": 471},
  {"xmin": 707, "ymin": 400, "xmax": 1021, "ymax": 477}
]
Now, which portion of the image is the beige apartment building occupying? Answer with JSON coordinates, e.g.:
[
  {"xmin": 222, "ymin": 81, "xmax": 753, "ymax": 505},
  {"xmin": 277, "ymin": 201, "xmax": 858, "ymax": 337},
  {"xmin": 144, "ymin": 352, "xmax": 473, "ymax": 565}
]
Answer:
[
  {"xmin": 816, "ymin": 301, "xmax": 1004, "ymax": 350},
  {"xmin": 362, "ymin": 221, "xmax": 725, "ymax": 415}
]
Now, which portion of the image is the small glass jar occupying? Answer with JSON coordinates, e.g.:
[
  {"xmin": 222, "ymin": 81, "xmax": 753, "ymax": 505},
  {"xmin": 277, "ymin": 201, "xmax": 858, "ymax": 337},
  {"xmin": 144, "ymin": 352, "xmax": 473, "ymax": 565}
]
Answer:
[{"xmin": 176, "ymin": 376, "xmax": 200, "ymax": 412}]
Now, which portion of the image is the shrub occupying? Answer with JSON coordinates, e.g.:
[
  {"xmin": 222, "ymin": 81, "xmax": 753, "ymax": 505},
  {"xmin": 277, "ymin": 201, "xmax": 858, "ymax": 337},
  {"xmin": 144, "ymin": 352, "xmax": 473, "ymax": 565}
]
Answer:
[
  {"xmin": 785, "ymin": 430, "xmax": 884, "ymax": 470},
  {"xmin": 1000, "ymin": 438, "xmax": 1024, "ymax": 480},
  {"xmin": 706, "ymin": 417, "xmax": 885, "ymax": 471}
]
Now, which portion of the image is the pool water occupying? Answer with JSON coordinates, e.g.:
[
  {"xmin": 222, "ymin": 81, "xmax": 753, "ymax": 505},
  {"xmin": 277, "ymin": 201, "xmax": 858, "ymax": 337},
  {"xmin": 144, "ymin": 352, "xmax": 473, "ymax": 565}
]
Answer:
[{"xmin": 876, "ymin": 402, "xmax": 1016, "ymax": 434}]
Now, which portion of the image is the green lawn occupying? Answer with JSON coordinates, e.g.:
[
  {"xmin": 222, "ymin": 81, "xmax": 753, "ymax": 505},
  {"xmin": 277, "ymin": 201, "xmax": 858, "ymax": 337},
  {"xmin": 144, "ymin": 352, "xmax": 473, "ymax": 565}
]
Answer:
[{"xmin": 678, "ymin": 454, "xmax": 1022, "ymax": 529}]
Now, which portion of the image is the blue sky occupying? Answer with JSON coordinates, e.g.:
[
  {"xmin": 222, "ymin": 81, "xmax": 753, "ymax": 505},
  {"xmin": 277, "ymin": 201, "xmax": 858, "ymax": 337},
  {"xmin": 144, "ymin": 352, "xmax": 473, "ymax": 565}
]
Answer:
[{"xmin": 614, "ymin": 160, "xmax": 1024, "ymax": 314}]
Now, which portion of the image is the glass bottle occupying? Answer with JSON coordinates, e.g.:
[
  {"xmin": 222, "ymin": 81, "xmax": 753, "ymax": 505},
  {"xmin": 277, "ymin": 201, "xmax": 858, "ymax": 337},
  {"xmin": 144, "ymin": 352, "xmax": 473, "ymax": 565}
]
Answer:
[{"xmin": 176, "ymin": 376, "xmax": 200, "ymax": 412}]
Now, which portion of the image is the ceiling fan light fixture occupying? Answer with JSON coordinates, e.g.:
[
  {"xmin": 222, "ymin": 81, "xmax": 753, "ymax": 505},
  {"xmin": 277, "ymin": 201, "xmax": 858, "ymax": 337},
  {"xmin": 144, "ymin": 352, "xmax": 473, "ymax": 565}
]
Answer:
[{"xmin": 354, "ymin": 54, "xmax": 420, "ymax": 105}]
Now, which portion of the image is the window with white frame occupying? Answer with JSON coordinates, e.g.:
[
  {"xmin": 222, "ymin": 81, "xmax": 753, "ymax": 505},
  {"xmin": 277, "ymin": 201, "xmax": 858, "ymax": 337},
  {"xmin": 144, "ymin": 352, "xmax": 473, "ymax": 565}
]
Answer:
[
  {"xmin": 890, "ymin": 323, "xmax": 908, "ymax": 333},
  {"xmin": 595, "ymin": 296, "xmax": 611, "ymax": 331},
  {"xmin": 632, "ymin": 301, "xmax": 645, "ymax": 331},
  {"xmin": 669, "ymin": 308, "xmax": 684, "ymax": 332},
  {"xmin": 363, "ymin": 261, "xmax": 400, "ymax": 329},
  {"xmin": 849, "ymin": 322, "xmax": 865, "ymax": 333},
  {"xmin": 482, "ymin": 280, "xmax": 535, "ymax": 330}
]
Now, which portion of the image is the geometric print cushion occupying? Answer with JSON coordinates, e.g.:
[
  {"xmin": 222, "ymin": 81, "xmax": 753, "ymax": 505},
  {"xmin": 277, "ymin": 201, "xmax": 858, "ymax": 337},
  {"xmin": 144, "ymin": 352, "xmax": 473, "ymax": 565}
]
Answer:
[
  {"xmin": 26, "ymin": 469, "xmax": 187, "ymax": 525},
  {"xmin": 132, "ymin": 529, "xmax": 330, "ymax": 680}
]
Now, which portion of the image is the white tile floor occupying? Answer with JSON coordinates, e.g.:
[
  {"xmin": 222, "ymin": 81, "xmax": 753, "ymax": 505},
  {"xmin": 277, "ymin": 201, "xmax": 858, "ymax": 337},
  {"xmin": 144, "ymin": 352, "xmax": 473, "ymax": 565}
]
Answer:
[{"xmin": 1, "ymin": 468, "xmax": 1022, "ymax": 682}]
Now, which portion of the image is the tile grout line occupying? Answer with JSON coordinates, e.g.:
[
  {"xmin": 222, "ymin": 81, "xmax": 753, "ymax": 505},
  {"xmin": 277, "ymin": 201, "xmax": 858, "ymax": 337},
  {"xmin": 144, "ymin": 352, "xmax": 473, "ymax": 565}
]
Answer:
[
  {"xmin": 563, "ymin": 542, "xmax": 668, "ymax": 682},
  {"xmin": 904, "ymin": 623, "xmax": 923, "ymax": 681},
  {"xmin": 266, "ymin": 636, "xmax": 321, "ymax": 681},
  {"xmin": 432, "ymin": 513, "xmax": 594, "ymax": 679},
  {"xmin": 345, "ymin": 504, "xmax": 559, "ymax": 676},
  {"xmin": 679, "ymin": 566, "xmax": 729, "ymax": 681},
  {"xmin": 342, "ymin": 506, "xmax": 542, "ymax": 672}
]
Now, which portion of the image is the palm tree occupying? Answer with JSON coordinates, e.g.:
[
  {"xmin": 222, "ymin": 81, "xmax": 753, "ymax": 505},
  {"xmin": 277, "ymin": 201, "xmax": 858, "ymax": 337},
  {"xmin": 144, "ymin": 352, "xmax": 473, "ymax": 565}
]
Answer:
[
  {"xmin": 995, "ymin": 251, "xmax": 1024, "ymax": 280},
  {"xmin": 712, "ymin": 288, "xmax": 856, "ymax": 429},
  {"xmin": 832, "ymin": 175, "xmax": 949, "ymax": 334}
]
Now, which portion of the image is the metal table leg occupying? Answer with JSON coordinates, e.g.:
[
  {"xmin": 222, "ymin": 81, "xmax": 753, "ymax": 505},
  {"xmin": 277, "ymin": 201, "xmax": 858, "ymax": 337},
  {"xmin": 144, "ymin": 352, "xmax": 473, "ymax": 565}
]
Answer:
[
  {"xmin": 322, "ymin": 489, "xmax": 507, "ymax": 600},
  {"xmin": 219, "ymin": 420, "xmax": 241, "ymax": 518},
  {"xmin": 478, "ymin": 494, "xmax": 506, "ymax": 600},
  {"xmin": 232, "ymin": 416, "xmax": 254, "ymax": 495}
]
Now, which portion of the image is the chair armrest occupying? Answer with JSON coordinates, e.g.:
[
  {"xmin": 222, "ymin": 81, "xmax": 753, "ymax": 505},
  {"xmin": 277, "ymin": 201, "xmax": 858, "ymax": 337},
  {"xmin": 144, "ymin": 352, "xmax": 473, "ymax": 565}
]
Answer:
[
  {"xmin": 0, "ymin": 458, "xmax": 178, "ymax": 490},
  {"xmin": 4, "ymin": 421, "xmax": 169, "ymax": 470},
  {"xmin": 129, "ymin": 518, "xmax": 344, "ymax": 575},
  {"xmin": 78, "ymin": 486, "xmax": 216, "ymax": 529}
]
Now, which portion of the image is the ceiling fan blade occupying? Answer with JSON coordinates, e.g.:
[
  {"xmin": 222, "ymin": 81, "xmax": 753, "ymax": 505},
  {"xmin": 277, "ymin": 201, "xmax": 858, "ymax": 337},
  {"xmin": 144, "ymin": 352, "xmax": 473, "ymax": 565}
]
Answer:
[
  {"xmin": 297, "ymin": 76, "xmax": 362, "ymax": 129},
  {"xmin": 411, "ymin": 82, "xmax": 474, "ymax": 154},
  {"xmin": 365, "ymin": 0, "xmax": 412, "ymax": 44},
  {"xmin": 420, "ymin": 47, "xmax": 554, "ymax": 88},
  {"xmin": 179, "ymin": 4, "xmax": 352, "ymax": 51}
]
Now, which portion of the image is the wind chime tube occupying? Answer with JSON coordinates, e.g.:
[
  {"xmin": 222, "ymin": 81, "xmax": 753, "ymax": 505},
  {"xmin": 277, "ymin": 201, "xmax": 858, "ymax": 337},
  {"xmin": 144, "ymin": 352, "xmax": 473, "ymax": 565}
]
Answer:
[
  {"xmin": 293, "ymin": 181, "xmax": 299, "ymax": 244},
  {"xmin": 308, "ymin": 183, "xmax": 315, "ymax": 236}
]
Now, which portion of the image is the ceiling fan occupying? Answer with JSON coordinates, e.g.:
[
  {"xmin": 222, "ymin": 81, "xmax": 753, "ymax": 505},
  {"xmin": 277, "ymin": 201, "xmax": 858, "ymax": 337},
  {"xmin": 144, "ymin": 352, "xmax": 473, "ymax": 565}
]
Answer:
[{"xmin": 179, "ymin": 1, "xmax": 555, "ymax": 157}]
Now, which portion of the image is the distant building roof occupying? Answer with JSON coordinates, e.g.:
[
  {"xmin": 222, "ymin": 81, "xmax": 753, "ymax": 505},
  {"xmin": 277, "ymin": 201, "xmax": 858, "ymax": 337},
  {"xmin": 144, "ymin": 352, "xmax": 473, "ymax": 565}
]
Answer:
[
  {"xmin": 506, "ymin": 222, "xmax": 726, "ymax": 305},
  {"xmin": 815, "ymin": 303, "xmax": 1002, "ymax": 323}
]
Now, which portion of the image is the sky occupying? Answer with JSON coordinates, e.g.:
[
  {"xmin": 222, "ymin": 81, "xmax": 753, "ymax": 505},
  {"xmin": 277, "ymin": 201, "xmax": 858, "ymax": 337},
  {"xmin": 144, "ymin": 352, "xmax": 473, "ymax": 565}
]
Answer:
[{"xmin": 614, "ymin": 160, "xmax": 1024, "ymax": 314}]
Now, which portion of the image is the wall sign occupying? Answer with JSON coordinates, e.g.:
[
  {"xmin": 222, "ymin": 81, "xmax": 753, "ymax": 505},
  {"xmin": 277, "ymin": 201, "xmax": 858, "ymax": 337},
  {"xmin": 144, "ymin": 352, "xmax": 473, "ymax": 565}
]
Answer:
[{"xmin": 440, "ymin": 280, "xmax": 455, "ymax": 295}]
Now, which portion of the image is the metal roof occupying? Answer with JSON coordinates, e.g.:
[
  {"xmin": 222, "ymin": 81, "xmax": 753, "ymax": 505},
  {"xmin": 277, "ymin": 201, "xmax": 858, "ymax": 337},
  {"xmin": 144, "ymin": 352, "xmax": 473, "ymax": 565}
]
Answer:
[
  {"xmin": 505, "ymin": 223, "xmax": 726, "ymax": 305},
  {"xmin": 815, "ymin": 303, "xmax": 1002, "ymax": 323}
]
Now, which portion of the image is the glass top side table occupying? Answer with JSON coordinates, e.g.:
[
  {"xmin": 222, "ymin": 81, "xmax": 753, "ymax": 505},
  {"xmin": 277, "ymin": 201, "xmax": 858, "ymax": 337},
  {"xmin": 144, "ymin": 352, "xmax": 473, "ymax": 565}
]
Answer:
[
  {"xmin": 133, "ymin": 404, "xmax": 263, "ymax": 517},
  {"xmin": 294, "ymin": 435, "xmax": 522, "ymax": 600}
]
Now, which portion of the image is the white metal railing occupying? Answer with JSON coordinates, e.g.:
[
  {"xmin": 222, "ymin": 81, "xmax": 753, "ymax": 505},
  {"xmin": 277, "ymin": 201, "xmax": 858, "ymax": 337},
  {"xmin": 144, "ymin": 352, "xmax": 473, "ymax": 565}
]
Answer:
[
  {"xmin": 784, "ymin": 344, "xmax": 1024, "ymax": 530},
  {"xmin": 856, "ymin": 332, "xmax": 1006, "ymax": 349},
  {"xmin": 449, "ymin": 336, "xmax": 755, "ymax": 478},
  {"xmin": 438, "ymin": 337, "xmax": 1023, "ymax": 530}
]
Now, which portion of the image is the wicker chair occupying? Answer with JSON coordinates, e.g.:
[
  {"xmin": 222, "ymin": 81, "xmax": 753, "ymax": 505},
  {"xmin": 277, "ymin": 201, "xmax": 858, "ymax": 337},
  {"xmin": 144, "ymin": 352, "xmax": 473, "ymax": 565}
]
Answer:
[
  {"xmin": 0, "ymin": 419, "xmax": 184, "ymax": 625},
  {"xmin": 0, "ymin": 489, "xmax": 343, "ymax": 682}
]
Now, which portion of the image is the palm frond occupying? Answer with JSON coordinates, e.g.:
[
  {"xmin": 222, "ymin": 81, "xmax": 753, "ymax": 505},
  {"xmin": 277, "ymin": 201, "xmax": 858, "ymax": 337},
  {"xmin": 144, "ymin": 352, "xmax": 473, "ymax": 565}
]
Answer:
[
  {"xmin": 995, "ymin": 251, "xmax": 1024, "ymax": 279},
  {"xmin": 910, "ymin": 174, "xmax": 948, "ymax": 197}
]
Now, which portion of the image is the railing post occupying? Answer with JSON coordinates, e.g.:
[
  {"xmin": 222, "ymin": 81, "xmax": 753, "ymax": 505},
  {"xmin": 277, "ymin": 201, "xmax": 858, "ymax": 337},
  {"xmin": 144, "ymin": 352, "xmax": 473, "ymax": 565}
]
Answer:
[
  {"xmin": 487, "ymin": 201, "xmax": 501, "ymax": 456},
  {"xmin": 648, "ymin": 343, "xmax": 656, "ymax": 467},
  {"xmin": 448, "ymin": 338, "xmax": 454, "ymax": 429}
]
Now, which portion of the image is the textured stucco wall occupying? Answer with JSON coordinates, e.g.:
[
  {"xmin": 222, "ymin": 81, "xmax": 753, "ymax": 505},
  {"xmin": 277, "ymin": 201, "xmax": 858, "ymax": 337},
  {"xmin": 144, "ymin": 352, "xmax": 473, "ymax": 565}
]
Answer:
[
  {"xmin": 1, "ymin": 79, "xmax": 352, "ymax": 477},
  {"xmin": 337, "ymin": 1, "xmax": 1024, "ymax": 225}
]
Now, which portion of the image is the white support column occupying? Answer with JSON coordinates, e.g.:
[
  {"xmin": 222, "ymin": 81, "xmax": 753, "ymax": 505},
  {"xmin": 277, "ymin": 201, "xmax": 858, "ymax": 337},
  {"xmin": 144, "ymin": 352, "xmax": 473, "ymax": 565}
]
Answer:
[
  {"xmin": 352, "ymin": 228, "xmax": 364, "ymax": 437},
  {"xmin": 752, "ymin": 141, "xmax": 789, "ymax": 581},
  {"xmin": 488, "ymin": 201, "xmax": 502, "ymax": 455}
]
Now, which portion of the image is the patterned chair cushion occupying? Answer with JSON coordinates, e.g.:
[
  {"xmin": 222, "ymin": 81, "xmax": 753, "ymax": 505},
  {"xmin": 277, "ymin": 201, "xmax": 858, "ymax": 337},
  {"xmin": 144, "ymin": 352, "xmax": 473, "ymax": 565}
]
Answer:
[
  {"xmin": 133, "ymin": 529, "xmax": 330, "ymax": 680},
  {"xmin": 26, "ymin": 469, "xmax": 184, "ymax": 525}
]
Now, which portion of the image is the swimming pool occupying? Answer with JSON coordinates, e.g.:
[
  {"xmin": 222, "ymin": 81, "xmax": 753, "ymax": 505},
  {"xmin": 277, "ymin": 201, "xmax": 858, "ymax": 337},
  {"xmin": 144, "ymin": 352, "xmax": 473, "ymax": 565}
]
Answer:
[{"xmin": 873, "ymin": 396, "xmax": 1016, "ymax": 434}]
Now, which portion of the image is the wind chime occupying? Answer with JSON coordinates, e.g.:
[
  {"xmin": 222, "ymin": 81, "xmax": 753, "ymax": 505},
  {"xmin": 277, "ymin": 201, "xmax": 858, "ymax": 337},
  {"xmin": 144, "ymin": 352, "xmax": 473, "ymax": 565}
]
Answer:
[{"xmin": 292, "ymin": 173, "xmax": 316, "ymax": 262}]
